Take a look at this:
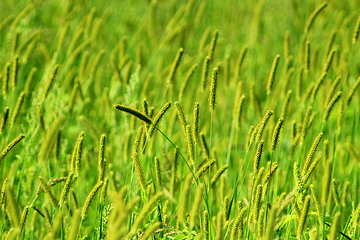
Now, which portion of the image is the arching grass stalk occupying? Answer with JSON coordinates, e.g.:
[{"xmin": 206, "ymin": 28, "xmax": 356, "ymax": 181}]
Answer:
[
  {"xmin": 150, "ymin": 124, "xmax": 215, "ymax": 239},
  {"xmin": 151, "ymin": 126, "xmax": 194, "ymax": 178},
  {"xmin": 123, "ymin": 117, "xmax": 208, "ymax": 231}
]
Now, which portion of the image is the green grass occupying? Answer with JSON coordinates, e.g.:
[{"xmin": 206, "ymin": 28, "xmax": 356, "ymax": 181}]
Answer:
[{"xmin": 1, "ymin": 0, "xmax": 360, "ymax": 239}]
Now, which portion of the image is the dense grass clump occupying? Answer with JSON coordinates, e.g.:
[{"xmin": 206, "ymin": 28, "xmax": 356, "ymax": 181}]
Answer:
[{"xmin": 1, "ymin": 0, "xmax": 360, "ymax": 239}]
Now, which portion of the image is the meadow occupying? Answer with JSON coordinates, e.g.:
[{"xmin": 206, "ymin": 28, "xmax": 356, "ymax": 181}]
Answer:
[{"xmin": 0, "ymin": 0, "xmax": 360, "ymax": 239}]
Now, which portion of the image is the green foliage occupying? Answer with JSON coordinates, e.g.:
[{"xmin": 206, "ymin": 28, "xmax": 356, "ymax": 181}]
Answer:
[{"xmin": 0, "ymin": 0, "xmax": 360, "ymax": 239}]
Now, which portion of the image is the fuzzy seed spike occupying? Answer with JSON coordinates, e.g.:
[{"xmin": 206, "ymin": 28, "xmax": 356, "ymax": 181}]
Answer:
[
  {"xmin": 81, "ymin": 181, "xmax": 103, "ymax": 219},
  {"xmin": 267, "ymin": 54, "xmax": 280, "ymax": 95},
  {"xmin": 179, "ymin": 63, "xmax": 198, "ymax": 100},
  {"xmin": 147, "ymin": 101, "xmax": 171, "ymax": 138},
  {"xmin": 208, "ymin": 29, "xmax": 218, "ymax": 62},
  {"xmin": 209, "ymin": 68, "xmax": 218, "ymax": 112},
  {"xmin": 353, "ymin": 14, "xmax": 360, "ymax": 44},
  {"xmin": 42, "ymin": 64, "xmax": 59, "ymax": 100},
  {"xmin": 304, "ymin": 2, "xmax": 327, "ymax": 34},
  {"xmin": 323, "ymin": 91, "xmax": 342, "ymax": 122},
  {"xmin": 167, "ymin": 48, "xmax": 184, "ymax": 87},
  {"xmin": 270, "ymin": 117, "xmax": 284, "ymax": 151},
  {"xmin": 0, "ymin": 134, "xmax": 25, "ymax": 163},
  {"xmin": 297, "ymin": 195, "xmax": 311, "ymax": 238},
  {"xmin": 346, "ymin": 77, "xmax": 360, "ymax": 105},
  {"xmin": 114, "ymin": 104, "xmax": 152, "ymax": 124}
]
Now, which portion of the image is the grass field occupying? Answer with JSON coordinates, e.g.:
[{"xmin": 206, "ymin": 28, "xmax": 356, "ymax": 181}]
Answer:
[{"xmin": 1, "ymin": 0, "xmax": 360, "ymax": 239}]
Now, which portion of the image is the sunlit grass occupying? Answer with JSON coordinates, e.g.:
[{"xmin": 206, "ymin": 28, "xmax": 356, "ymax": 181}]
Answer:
[{"xmin": 0, "ymin": 0, "xmax": 360, "ymax": 239}]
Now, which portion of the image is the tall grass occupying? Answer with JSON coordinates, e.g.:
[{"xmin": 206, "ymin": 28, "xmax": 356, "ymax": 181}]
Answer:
[{"xmin": 0, "ymin": 0, "xmax": 360, "ymax": 239}]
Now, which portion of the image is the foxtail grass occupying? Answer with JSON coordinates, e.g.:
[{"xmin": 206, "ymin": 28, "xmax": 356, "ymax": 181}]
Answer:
[
  {"xmin": 311, "ymin": 72, "xmax": 327, "ymax": 101},
  {"xmin": 174, "ymin": 102, "xmax": 187, "ymax": 134},
  {"xmin": 329, "ymin": 212, "xmax": 341, "ymax": 240},
  {"xmin": 42, "ymin": 64, "xmax": 59, "ymax": 100},
  {"xmin": 300, "ymin": 106, "xmax": 313, "ymax": 144},
  {"xmin": 302, "ymin": 132, "xmax": 323, "ymax": 175},
  {"xmin": 236, "ymin": 95, "xmax": 246, "ymax": 128},
  {"xmin": 353, "ymin": 14, "xmax": 360, "ymax": 44},
  {"xmin": 304, "ymin": 2, "xmax": 327, "ymax": 34},
  {"xmin": 130, "ymin": 191, "xmax": 163, "ymax": 235},
  {"xmin": 170, "ymin": 148, "xmax": 179, "ymax": 197},
  {"xmin": 0, "ymin": 15, "xmax": 15, "ymax": 33},
  {"xmin": 81, "ymin": 181, "xmax": 103, "ymax": 219},
  {"xmin": 11, "ymin": 55, "xmax": 19, "ymax": 88},
  {"xmin": 67, "ymin": 209, "xmax": 81, "ymax": 240},
  {"xmin": 78, "ymin": 51, "xmax": 89, "ymax": 82},
  {"xmin": 325, "ymin": 76, "xmax": 341, "ymax": 106},
  {"xmin": 132, "ymin": 126, "xmax": 143, "ymax": 155},
  {"xmin": 321, "ymin": 160, "xmax": 332, "ymax": 206},
  {"xmin": 323, "ymin": 92, "xmax": 342, "ymax": 122},
  {"xmin": 186, "ymin": 125, "xmax": 195, "ymax": 165},
  {"xmin": 0, "ymin": 107, "xmax": 9, "ymax": 133},
  {"xmin": 346, "ymin": 76, "xmax": 360, "ymax": 105},
  {"xmin": 133, "ymin": 152, "xmax": 146, "ymax": 191},
  {"xmin": 270, "ymin": 117, "xmax": 284, "ymax": 152},
  {"xmin": 114, "ymin": 104, "xmax": 152, "ymax": 124},
  {"xmin": 193, "ymin": 102, "xmax": 200, "ymax": 142},
  {"xmin": 211, "ymin": 165, "xmax": 228, "ymax": 188},
  {"xmin": 194, "ymin": 159, "xmax": 215, "ymax": 182},
  {"xmin": 154, "ymin": 156, "xmax": 162, "ymax": 188},
  {"xmin": 39, "ymin": 176, "xmax": 58, "ymax": 208},
  {"xmin": 230, "ymin": 207, "xmax": 247, "ymax": 240},
  {"xmin": 296, "ymin": 66, "xmax": 304, "ymax": 100},
  {"xmin": 303, "ymin": 155, "xmax": 321, "ymax": 184},
  {"xmin": 208, "ymin": 30, "xmax": 218, "ymax": 62},
  {"xmin": 266, "ymin": 54, "xmax": 280, "ymax": 95},
  {"xmin": 305, "ymin": 40, "xmax": 310, "ymax": 71},
  {"xmin": 253, "ymin": 184, "xmax": 263, "ymax": 222},
  {"xmin": 2, "ymin": 63, "xmax": 10, "ymax": 96},
  {"xmin": 234, "ymin": 45, "xmax": 248, "ymax": 77},
  {"xmin": 200, "ymin": 133, "xmax": 210, "ymax": 159},
  {"xmin": 42, "ymin": 204, "xmax": 52, "ymax": 229},
  {"xmin": 73, "ymin": 131, "xmax": 85, "ymax": 175},
  {"xmin": 297, "ymin": 195, "xmax": 311, "ymax": 238},
  {"xmin": 255, "ymin": 110, "xmax": 273, "ymax": 143},
  {"xmin": 167, "ymin": 48, "xmax": 184, "ymax": 87},
  {"xmin": 179, "ymin": 63, "xmax": 198, "ymax": 100},
  {"xmin": 100, "ymin": 177, "xmax": 109, "ymax": 204},
  {"xmin": 0, "ymin": 134, "xmax": 25, "ymax": 163},
  {"xmin": 341, "ymin": 181, "xmax": 350, "ymax": 207},
  {"xmin": 68, "ymin": 84, "xmax": 79, "ymax": 114},
  {"xmin": 332, "ymin": 179, "xmax": 340, "ymax": 206},
  {"xmin": 209, "ymin": 68, "xmax": 218, "ymax": 112},
  {"xmin": 140, "ymin": 222, "xmax": 161, "ymax": 240},
  {"xmin": 246, "ymin": 125, "xmax": 254, "ymax": 150},
  {"xmin": 97, "ymin": 134, "xmax": 106, "ymax": 181},
  {"xmin": 293, "ymin": 162, "xmax": 304, "ymax": 198},
  {"xmin": 59, "ymin": 172, "xmax": 74, "ymax": 207},
  {"xmin": 322, "ymin": 49, "xmax": 336, "ymax": 73},
  {"xmin": 147, "ymin": 101, "xmax": 172, "ymax": 138},
  {"xmin": 324, "ymin": 30, "xmax": 336, "ymax": 58},
  {"xmin": 253, "ymin": 140, "xmax": 264, "ymax": 177},
  {"xmin": 280, "ymin": 90, "xmax": 292, "ymax": 119},
  {"xmin": 10, "ymin": 92, "xmax": 25, "ymax": 127},
  {"xmin": 0, "ymin": 178, "xmax": 7, "ymax": 210}
]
